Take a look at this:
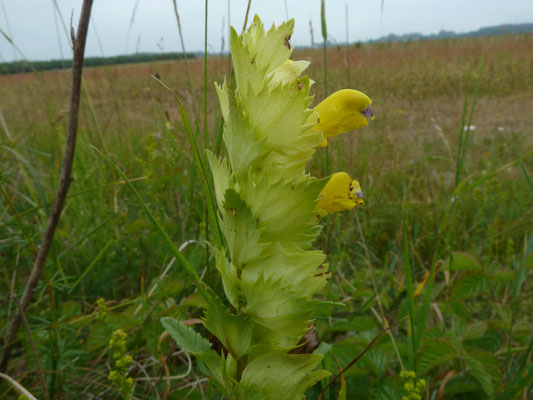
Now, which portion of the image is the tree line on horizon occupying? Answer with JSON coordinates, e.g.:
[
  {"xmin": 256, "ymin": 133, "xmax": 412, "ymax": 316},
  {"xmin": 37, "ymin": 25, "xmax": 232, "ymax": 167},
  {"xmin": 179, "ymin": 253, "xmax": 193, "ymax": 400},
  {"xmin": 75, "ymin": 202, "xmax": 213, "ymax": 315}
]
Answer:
[
  {"xmin": 0, "ymin": 51, "xmax": 198, "ymax": 75},
  {"xmin": 0, "ymin": 22, "xmax": 531, "ymax": 75}
]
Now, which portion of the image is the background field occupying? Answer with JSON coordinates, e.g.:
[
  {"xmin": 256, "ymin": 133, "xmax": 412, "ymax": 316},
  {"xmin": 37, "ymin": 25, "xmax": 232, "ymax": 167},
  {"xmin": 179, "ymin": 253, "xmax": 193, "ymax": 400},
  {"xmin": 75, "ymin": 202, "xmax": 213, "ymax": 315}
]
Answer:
[{"xmin": 1, "ymin": 32, "xmax": 533, "ymax": 399}]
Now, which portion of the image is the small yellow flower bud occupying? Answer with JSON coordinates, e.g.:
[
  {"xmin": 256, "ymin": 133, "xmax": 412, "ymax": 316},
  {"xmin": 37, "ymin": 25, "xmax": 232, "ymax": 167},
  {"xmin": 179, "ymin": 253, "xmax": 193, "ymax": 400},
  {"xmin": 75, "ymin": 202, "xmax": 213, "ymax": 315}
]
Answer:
[
  {"xmin": 314, "ymin": 89, "xmax": 373, "ymax": 147},
  {"xmin": 317, "ymin": 172, "xmax": 364, "ymax": 214}
]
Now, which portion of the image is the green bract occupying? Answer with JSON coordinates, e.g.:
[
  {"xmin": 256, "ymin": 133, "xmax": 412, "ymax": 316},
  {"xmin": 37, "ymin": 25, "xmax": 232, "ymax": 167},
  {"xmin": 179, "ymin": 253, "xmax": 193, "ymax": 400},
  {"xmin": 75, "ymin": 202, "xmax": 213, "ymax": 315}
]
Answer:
[{"xmin": 163, "ymin": 16, "xmax": 336, "ymax": 399}]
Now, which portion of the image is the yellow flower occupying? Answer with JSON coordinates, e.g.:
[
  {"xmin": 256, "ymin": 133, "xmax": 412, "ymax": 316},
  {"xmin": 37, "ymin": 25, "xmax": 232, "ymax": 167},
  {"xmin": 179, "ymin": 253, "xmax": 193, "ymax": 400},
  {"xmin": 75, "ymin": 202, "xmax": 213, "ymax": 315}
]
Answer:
[
  {"xmin": 317, "ymin": 172, "xmax": 364, "ymax": 215},
  {"xmin": 314, "ymin": 89, "xmax": 373, "ymax": 147}
]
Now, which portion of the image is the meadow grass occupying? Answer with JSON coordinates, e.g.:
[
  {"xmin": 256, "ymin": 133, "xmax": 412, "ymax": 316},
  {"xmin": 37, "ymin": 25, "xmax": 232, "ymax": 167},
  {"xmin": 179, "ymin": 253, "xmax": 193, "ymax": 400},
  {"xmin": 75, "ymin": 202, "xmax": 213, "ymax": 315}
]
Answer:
[{"xmin": 1, "ymin": 33, "xmax": 533, "ymax": 399}]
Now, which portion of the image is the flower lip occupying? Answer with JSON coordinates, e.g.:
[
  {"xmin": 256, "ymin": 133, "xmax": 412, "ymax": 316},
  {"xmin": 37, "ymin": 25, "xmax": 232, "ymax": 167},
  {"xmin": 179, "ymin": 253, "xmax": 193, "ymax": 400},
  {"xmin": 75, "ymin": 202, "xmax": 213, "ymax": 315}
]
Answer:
[{"xmin": 361, "ymin": 105, "xmax": 373, "ymax": 118}]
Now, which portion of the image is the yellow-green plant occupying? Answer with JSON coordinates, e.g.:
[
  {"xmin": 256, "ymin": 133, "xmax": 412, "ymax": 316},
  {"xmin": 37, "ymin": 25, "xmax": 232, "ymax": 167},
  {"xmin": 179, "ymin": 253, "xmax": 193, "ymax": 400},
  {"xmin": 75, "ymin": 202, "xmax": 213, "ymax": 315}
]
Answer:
[
  {"xmin": 399, "ymin": 371, "xmax": 427, "ymax": 400},
  {"xmin": 107, "ymin": 329, "xmax": 133, "ymax": 399},
  {"xmin": 162, "ymin": 16, "xmax": 372, "ymax": 399}
]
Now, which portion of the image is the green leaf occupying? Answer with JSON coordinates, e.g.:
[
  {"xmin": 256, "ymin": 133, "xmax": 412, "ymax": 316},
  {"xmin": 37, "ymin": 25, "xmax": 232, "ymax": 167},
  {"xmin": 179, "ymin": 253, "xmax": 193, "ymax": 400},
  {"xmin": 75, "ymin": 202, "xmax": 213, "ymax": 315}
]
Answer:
[
  {"xmin": 465, "ymin": 349, "xmax": 500, "ymax": 398},
  {"xmin": 451, "ymin": 272, "xmax": 489, "ymax": 300},
  {"xmin": 364, "ymin": 348, "xmax": 389, "ymax": 377},
  {"xmin": 242, "ymin": 173, "xmax": 326, "ymax": 245},
  {"xmin": 490, "ymin": 269, "xmax": 516, "ymax": 283},
  {"xmin": 221, "ymin": 188, "xmax": 269, "ymax": 268},
  {"xmin": 206, "ymin": 150, "xmax": 232, "ymax": 211},
  {"xmin": 202, "ymin": 289, "xmax": 253, "ymax": 359},
  {"xmin": 444, "ymin": 375, "xmax": 486, "ymax": 397},
  {"xmin": 369, "ymin": 380, "xmax": 402, "ymax": 400},
  {"xmin": 465, "ymin": 328, "xmax": 502, "ymax": 353},
  {"xmin": 245, "ymin": 75, "xmax": 320, "ymax": 169},
  {"xmin": 242, "ymin": 242, "xmax": 328, "ymax": 298},
  {"xmin": 417, "ymin": 338, "xmax": 458, "ymax": 374},
  {"xmin": 161, "ymin": 317, "xmax": 227, "ymax": 388},
  {"xmin": 242, "ymin": 275, "xmax": 337, "ymax": 349},
  {"xmin": 161, "ymin": 317, "xmax": 213, "ymax": 356},
  {"xmin": 442, "ymin": 251, "xmax": 482, "ymax": 271},
  {"xmin": 461, "ymin": 321, "xmax": 488, "ymax": 341},
  {"xmin": 212, "ymin": 246, "xmax": 242, "ymax": 309},
  {"xmin": 236, "ymin": 352, "xmax": 329, "ymax": 400},
  {"xmin": 215, "ymin": 85, "xmax": 268, "ymax": 179}
]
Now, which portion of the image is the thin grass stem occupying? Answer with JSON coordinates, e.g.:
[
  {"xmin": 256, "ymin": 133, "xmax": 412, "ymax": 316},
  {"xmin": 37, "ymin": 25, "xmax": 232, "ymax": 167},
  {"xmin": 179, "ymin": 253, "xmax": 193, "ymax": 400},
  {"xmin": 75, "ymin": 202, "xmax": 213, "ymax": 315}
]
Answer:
[
  {"xmin": 90, "ymin": 146, "xmax": 205, "ymax": 288},
  {"xmin": 321, "ymin": 0, "xmax": 329, "ymax": 175}
]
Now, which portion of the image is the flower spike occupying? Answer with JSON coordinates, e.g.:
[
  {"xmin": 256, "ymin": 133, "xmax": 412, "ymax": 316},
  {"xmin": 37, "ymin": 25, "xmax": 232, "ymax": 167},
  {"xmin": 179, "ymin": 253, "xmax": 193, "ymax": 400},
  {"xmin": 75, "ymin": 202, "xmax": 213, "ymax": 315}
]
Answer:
[{"xmin": 162, "ymin": 15, "xmax": 373, "ymax": 400}]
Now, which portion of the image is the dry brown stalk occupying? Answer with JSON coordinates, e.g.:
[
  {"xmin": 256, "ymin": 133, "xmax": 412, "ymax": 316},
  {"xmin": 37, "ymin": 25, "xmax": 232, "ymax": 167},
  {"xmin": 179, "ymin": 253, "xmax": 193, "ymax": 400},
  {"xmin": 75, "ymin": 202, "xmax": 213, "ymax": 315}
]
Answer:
[{"xmin": 0, "ymin": 0, "xmax": 94, "ymax": 372}]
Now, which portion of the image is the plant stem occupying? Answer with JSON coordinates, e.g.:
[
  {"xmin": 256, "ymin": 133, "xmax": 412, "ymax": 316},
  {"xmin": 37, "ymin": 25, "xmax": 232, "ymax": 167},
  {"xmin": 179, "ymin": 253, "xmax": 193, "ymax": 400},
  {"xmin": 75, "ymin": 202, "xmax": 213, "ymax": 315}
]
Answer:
[
  {"xmin": 0, "ymin": 0, "xmax": 94, "ymax": 372},
  {"xmin": 321, "ymin": 0, "xmax": 329, "ymax": 175}
]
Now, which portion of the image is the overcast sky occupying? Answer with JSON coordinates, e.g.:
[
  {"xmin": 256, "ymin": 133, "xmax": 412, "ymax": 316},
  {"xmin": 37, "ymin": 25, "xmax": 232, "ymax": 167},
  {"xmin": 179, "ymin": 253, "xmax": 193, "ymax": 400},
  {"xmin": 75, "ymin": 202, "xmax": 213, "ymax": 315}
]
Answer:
[{"xmin": 1, "ymin": 0, "xmax": 532, "ymax": 62}]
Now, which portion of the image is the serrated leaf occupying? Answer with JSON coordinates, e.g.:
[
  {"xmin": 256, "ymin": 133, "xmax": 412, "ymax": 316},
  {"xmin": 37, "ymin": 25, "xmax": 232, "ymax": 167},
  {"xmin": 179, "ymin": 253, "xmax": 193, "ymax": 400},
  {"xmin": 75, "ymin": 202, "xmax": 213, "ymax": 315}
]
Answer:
[
  {"xmin": 452, "ymin": 272, "xmax": 489, "ymax": 300},
  {"xmin": 212, "ymin": 246, "xmax": 242, "ymax": 309},
  {"xmin": 462, "ymin": 321, "xmax": 488, "ymax": 341},
  {"xmin": 242, "ymin": 173, "xmax": 325, "ymax": 245},
  {"xmin": 161, "ymin": 317, "xmax": 227, "ymax": 387},
  {"xmin": 246, "ymin": 76, "xmax": 318, "ymax": 147},
  {"xmin": 464, "ymin": 328, "xmax": 503, "ymax": 352},
  {"xmin": 242, "ymin": 275, "xmax": 337, "ymax": 348},
  {"xmin": 216, "ymin": 85, "xmax": 268, "ymax": 178},
  {"xmin": 206, "ymin": 150, "xmax": 232, "ymax": 210},
  {"xmin": 418, "ymin": 338, "xmax": 458, "ymax": 374},
  {"xmin": 221, "ymin": 188, "xmax": 269, "ymax": 267},
  {"xmin": 364, "ymin": 348, "xmax": 389, "ymax": 377},
  {"xmin": 465, "ymin": 349, "xmax": 500, "ymax": 398},
  {"xmin": 203, "ymin": 289, "xmax": 253, "ymax": 359},
  {"xmin": 443, "ymin": 251, "xmax": 482, "ymax": 271},
  {"xmin": 242, "ymin": 242, "xmax": 328, "ymax": 298},
  {"xmin": 444, "ymin": 375, "xmax": 485, "ymax": 397},
  {"xmin": 490, "ymin": 269, "xmax": 515, "ymax": 283},
  {"xmin": 237, "ymin": 352, "xmax": 329, "ymax": 400},
  {"xmin": 369, "ymin": 381, "xmax": 402, "ymax": 400},
  {"xmin": 161, "ymin": 317, "xmax": 213, "ymax": 355},
  {"xmin": 245, "ymin": 77, "xmax": 322, "ymax": 175}
]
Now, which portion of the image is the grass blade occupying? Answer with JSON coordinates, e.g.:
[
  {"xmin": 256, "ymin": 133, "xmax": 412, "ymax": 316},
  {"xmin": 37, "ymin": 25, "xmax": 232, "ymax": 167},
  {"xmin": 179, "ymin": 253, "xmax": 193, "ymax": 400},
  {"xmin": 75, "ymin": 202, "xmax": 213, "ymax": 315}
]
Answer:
[
  {"xmin": 68, "ymin": 238, "xmax": 113, "ymax": 293},
  {"xmin": 151, "ymin": 76, "xmax": 224, "ymax": 249},
  {"xmin": 455, "ymin": 60, "xmax": 484, "ymax": 187},
  {"xmin": 510, "ymin": 134, "xmax": 533, "ymax": 193},
  {"xmin": 402, "ymin": 211, "xmax": 416, "ymax": 372},
  {"xmin": 90, "ymin": 145, "xmax": 203, "ymax": 285},
  {"xmin": 321, "ymin": 0, "xmax": 329, "ymax": 175},
  {"xmin": 455, "ymin": 65, "xmax": 470, "ymax": 187}
]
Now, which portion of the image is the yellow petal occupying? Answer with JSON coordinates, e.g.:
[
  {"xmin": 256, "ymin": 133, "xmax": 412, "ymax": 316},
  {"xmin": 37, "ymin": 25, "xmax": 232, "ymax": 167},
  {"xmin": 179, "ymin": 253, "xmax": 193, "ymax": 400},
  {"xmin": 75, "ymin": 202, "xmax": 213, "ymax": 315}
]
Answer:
[
  {"xmin": 317, "ymin": 172, "xmax": 364, "ymax": 214},
  {"xmin": 314, "ymin": 89, "xmax": 373, "ymax": 143}
]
